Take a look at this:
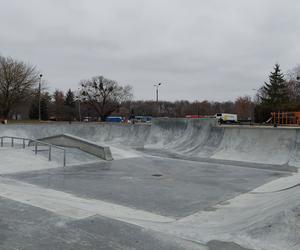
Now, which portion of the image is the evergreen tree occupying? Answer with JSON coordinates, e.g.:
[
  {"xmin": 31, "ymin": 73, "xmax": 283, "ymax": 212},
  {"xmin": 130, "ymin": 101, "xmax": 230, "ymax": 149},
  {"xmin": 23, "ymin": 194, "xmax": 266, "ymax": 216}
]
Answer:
[
  {"xmin": 53, "ymin": 90, "xmax": 65, "ymax": 120},
  {"xmin": 40, "ymin": 93, "xmax": 51, "ymax": 120},
  {"xmin": 29, "ymin": 92, "xmax": 51, "ymax": 120},
  {"xmin": 65, "ymin": 89, "xmax": 76, "ymax": 121},
  {"xmin": 65, "ymin": 89, "xmax": 75, "ymax": 107},
  {"xmin": 29, "ymin": 98, "xmax": 38, "ymax": 119},
  {"xmin": 261, "ymin": 64, "xmax": 288, "ymax": 106}
]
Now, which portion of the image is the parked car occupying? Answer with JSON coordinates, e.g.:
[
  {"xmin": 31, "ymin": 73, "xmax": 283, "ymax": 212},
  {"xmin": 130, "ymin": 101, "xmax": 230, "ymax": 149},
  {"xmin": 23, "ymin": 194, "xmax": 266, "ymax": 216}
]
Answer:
[{"xmin": 106, "ymin": 116, "xmax": 123, "ymax": 123}]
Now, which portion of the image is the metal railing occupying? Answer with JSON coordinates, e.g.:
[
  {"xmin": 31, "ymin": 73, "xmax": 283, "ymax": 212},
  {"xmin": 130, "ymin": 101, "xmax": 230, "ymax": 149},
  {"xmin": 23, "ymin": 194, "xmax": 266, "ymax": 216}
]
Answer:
[{"xmin": 0, "ymin": 136, "xmax": 66, "ymax": 167}]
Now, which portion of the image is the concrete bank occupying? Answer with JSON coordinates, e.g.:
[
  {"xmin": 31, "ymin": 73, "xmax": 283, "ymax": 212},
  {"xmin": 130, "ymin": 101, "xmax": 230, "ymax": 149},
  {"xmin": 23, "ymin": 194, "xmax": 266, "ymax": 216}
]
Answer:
[{"xmin": 0, "ymin": 119, "xmax": 300, "ymax": 169}]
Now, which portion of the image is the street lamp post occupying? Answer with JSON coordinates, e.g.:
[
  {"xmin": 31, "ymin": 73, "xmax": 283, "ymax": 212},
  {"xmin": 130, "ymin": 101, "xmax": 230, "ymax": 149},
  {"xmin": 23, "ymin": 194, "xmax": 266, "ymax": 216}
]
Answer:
[
  {"xmin": 38, "ymin": 74, "xmax": 43, "ymax": 121},
  {"xmin": 154, "ymin": 83, "xmax": 162, "ymax": 116},
  {"xmin": 78, "ymin": 101, "xmax": 81, "ymax": 122},
  {"xmin": 154, "ymin": 83, "xmax": 162, "ymax": 103},
  {"xmin": 76, "ymin": 88, "xmax": 82, "ymax": 122}
]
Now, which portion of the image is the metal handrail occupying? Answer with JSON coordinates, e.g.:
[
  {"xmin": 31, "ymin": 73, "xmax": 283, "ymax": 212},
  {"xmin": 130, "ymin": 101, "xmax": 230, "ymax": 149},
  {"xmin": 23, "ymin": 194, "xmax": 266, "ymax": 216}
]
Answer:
[{"xmin": 0, "ymin": 136, "xmax": 66, "ymax": 167}]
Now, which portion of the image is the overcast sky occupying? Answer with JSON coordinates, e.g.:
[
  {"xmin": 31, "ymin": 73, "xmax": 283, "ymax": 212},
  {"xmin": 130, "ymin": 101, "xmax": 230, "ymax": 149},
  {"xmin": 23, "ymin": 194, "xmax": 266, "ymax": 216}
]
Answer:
[{"xmin": 1, "ymin": 0, "xmax": 300, "ymax": 101}]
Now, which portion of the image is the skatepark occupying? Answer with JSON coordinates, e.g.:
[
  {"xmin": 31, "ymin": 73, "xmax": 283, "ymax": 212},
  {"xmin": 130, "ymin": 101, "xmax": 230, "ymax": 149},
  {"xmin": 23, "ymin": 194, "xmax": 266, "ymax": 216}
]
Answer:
[{"xmin": 0, "ymin": 118, "xmax": 300, "ymax": 250}]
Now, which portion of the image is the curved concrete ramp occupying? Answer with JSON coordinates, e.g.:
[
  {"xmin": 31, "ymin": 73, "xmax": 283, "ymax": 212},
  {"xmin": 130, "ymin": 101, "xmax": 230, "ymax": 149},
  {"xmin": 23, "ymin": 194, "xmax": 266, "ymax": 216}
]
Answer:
[
  {"xmin": 145, "ymin": 119, "xmax": 300, "ymax": 170},
  {"xmin": 0, "ymin": 123, "xmax": 150, "ymax": 147},
  {"xmin": 1, "ymin": 119, "xmax": 300, "ymax": 169},
  {"xmin": 35, "ymin": 134, "xmax": 113, "ymax": 161},
  {"xmin": 146, "ymin": 118, "xmax": 224, "ymax": 158},
  {"xmin": 145, "ymin": 118, "xmax": 300, "ymax": 170}
]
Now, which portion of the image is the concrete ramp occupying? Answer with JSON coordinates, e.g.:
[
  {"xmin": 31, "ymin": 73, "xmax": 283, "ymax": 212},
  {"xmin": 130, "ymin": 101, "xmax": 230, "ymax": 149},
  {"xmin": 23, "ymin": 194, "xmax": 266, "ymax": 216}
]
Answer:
[
  {"xmin": 34, "ymin": 134, "xmax": 113, "ymax": 161},
  {"xmin": 146, "ymin": 118, "xmax": 224, "ymax": 157},
  {"xmin": 1, "ymin": 120, "xmax": 300, "ymax": 169},
  {"xmin": 146, "ymin": 118, "xmax": 300, "ymax": 170},
  {"xmin": 0, "ymin": 123, "xmax": 150, "ymax": 147}
]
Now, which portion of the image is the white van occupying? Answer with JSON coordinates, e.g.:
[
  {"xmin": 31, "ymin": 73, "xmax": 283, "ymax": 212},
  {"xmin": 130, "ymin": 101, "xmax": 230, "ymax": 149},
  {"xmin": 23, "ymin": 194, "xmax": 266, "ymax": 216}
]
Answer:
[{"xmin": 215, "ymin": 113, "xmax": 237, "ymax": 123}]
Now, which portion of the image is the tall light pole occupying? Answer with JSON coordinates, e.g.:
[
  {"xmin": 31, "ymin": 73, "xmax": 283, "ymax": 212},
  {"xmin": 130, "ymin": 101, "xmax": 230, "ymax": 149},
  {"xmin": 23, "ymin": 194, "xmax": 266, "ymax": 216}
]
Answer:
[
  {"xmin": 38, "ymin": 74, "xmax": 43, "ymax": 121},
  {"xmin": 154, "ymin": 83, "xmax": 162, "ymax": 103},
  {"xmin": 78, "ymin": 100, "xmax": 81, "ymax": 122},
  {"xmin": 154, "ymin": 83, "xmax": 162, "ymax": 116},
  {"xmin": 76, "ymin": 88, "xmax": 82, "ymax": 122}
]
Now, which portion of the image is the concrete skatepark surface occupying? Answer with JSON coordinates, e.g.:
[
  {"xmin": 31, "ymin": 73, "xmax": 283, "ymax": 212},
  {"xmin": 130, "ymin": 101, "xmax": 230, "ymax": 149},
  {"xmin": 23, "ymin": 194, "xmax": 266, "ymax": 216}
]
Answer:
[
  {"xmin": 0, "ymin": 118, "xmax": 300, "ymax": 249},
  {"xmin": 7, "ymin": 157, "xmax": 285, "ymax": 218},
  {"xmin": 1, "ymin": 118, "xmax": 300, "ymax": 168},
  {"xmin": 0, "ymin": 197, "xmax": 205, "ymax": 250}
]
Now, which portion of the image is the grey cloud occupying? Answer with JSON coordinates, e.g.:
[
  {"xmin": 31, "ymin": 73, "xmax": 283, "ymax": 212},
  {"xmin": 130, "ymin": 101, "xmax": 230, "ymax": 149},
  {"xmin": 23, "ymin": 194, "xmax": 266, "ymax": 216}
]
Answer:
[{"xmin": 0, "ymin": 0, "xmax": 300, "ymax": 101}]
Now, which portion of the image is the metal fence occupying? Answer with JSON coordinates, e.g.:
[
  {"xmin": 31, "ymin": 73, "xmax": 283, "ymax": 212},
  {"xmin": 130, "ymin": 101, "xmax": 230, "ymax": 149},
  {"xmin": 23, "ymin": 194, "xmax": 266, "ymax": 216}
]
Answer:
[{"xmin": 0, "ymin": 136, "xmax": 66, "ymax": 167}]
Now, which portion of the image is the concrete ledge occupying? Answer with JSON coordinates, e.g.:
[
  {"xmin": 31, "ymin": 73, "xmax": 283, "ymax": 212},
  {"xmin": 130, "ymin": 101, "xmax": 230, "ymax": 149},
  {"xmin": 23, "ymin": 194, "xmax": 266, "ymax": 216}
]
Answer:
[{"xmin": 31, "ymin": 134, "xmax": 113, "ymax": 161}]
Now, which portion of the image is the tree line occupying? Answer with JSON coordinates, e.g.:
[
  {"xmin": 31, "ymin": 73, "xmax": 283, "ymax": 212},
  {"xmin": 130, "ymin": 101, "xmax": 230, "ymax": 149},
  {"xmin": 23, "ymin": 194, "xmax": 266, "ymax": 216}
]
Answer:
[{"xmin": 0, "ymin": 55, "xmax": 299, "ymax": 122}]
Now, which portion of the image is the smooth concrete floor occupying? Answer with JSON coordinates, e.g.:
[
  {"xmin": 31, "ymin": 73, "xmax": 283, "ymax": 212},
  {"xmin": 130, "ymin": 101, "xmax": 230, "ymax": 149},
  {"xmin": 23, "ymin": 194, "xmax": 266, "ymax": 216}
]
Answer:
[
  {"xmin": 0, "ymin": 196, "xmax": 251, "ymax": 250},
  {"xmin": 7, "ymin": 156, "xmax": 287, "ymax": 218},
  {"xmin": 0, "ymin": 197, "xmax": 205, "ymax": 250}
]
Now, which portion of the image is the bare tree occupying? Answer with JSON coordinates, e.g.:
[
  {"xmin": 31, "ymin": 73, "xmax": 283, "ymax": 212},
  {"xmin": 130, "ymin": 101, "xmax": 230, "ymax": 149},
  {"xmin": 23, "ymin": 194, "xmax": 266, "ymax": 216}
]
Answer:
[
  {"xmin": 79, "ymin": 75, "xmax": 133, "ymax": 121},
  {"xmin": 285, "ymin": 65, "xmax": 300, "ymax": 102},
  {"xmin": 286, "ymin": 64, "xmax": 300, "ymax": 81},
  {"xmin": 285, "ymin": 80, "xmax": 300, "ymax": 102},
  {"xmin": 234, "ymin": 95, "xmax": 254, "ymax": 120},
  {"xmin": 0, "ymin": 56, "xmax": 38, "ymax": 118}
]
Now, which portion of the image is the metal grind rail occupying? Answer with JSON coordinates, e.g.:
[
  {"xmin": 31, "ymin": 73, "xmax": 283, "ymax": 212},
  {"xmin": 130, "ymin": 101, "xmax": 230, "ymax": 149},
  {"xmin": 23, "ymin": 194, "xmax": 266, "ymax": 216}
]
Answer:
[{"xmin": 0, "ymin": 136, "xmax": 66, "ymax": 167}]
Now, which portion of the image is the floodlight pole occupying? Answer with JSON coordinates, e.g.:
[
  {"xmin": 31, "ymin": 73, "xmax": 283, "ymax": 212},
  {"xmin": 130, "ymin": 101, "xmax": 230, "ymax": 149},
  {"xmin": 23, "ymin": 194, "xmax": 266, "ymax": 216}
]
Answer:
[
  {"xmin": 77, "ymin": 88, "xmax": 82, "ymax": 122},
  {"xmin": 154, "ymin": 83, "xmax": 162, "ymax": 116},
  {"xmin": 78, "ymin": 101, "xmax": 81, "ymax": 121},
  {"xmin": 38, "ymin": 74, "xmax": 43, "ymax": 121},
  {"xmin": 154, "ymin": 83, "xmax": 162, "ymax": 103}
]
